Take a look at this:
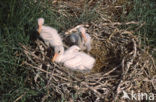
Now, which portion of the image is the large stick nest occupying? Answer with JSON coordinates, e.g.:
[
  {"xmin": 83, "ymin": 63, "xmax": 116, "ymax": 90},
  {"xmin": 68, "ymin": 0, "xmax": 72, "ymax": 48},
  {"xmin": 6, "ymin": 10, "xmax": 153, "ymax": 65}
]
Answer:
[{"xmin": 21, "ymin": 20, "xmax": 156, "ymax": 101}]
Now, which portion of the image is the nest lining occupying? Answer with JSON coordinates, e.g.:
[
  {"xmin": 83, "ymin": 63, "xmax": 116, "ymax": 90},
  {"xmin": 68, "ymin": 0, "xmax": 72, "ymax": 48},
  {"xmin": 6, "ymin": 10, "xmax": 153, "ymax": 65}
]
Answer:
[{"xmin": 22, "ymin": 22, "xmax": 156, "ymax": 101}]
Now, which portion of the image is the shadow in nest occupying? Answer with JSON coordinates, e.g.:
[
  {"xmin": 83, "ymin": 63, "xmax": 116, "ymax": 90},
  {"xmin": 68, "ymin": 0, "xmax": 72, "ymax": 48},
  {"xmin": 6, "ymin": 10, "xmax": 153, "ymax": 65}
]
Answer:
[
  {"xmin": 90, "ymin": 39, "xmax": 122, "ymax": 74},
  {"xmin": 63, "ymin": 25, "xmax": 124, "ymax": 76},
  {"xmin": 63, "ymin": 25, "xmax": 123, "ymax": 75},
  {"xmin": 21, "ymin": 23, "xmax": 156, "ymax": 101}
]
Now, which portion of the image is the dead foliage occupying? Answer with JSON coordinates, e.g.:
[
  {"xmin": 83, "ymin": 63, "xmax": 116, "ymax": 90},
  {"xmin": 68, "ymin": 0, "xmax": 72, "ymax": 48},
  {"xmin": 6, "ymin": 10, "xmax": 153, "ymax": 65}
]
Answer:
[
  {"xmin": 21, "ymin": 0, "xmax": 156, "ymax": 101},
  {"xmin": 21, "ymin": 21, "xmax": 156, "ymax": 101}
]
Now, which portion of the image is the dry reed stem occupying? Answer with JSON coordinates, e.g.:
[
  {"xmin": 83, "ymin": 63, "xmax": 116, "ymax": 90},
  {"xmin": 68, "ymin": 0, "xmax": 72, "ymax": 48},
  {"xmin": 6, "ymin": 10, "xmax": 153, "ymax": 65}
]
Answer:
[{"xmin": 21, "ymin": 20, "xmax": 155, "ymax": 101}]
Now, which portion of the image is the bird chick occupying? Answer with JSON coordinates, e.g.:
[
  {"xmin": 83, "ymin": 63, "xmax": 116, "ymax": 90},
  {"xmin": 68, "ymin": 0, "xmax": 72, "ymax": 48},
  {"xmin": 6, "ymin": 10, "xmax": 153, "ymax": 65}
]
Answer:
[
  {"xmin": 37, "ymin": 18, "xmax": 63, "ymax": 47},
  {"xmin": 52, "ymin": 45, "xmax": 95, "ymax": 72},
  {"xmin": 69, "ymin": 26, "xmax": 92, "ymax": 52}
]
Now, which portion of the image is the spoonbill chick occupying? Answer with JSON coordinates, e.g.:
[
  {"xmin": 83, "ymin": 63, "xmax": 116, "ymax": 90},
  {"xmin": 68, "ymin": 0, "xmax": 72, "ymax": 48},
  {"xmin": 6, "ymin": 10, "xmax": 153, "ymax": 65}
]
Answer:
[
  {"xmin": 37, "ymin": 18, "xmax": 63, "ymax": 47},
  {"xmin": 52, "ymin": 45, "xmax": 95, "ymax": 71},
  {"xmin": 69, "ymin": 26, "xmax": 92, "ymax": 51}
]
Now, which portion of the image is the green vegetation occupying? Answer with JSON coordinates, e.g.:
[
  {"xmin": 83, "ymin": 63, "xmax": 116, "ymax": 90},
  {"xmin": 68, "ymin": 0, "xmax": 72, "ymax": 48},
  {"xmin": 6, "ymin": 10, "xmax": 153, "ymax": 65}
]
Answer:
[
  {"xmin": 0, "ymin": 0, "xmax": 98, "ymax": 101},
  {"xmin": 0, "ymin": 0, "xmax": 40, "ymax": 101},
  {"xmin": 120, "ymin": 0, "xmax": 156, "ymax": 58},
  {"xmin": 0, "ymin": 0, "xmax": 155, "ymax": 101}
]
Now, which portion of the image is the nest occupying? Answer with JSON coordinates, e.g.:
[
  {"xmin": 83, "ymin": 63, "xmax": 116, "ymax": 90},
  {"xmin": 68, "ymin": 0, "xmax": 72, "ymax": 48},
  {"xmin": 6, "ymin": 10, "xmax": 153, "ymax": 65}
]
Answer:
[{"xmin": 22, "ymin": 21, "xmax": 156, "ymax": 102}]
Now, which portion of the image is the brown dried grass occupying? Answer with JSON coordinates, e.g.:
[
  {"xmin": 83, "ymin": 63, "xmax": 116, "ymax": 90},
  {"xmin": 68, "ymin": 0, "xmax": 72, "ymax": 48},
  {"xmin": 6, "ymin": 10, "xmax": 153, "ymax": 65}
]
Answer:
[
  {"xmin": 21, "ymin": 0, "xmax": 156, "ymax": 101},
  {"xmin": 21, "ymin": 21, "xmax": 156, "ymax": 101}
]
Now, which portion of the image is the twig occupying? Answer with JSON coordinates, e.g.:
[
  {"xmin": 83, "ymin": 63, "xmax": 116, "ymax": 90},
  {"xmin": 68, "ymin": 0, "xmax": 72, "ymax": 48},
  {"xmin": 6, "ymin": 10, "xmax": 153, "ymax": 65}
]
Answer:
[
  {"xmin": 123, "ymin": 39, "xmax": 137, "ymax": 76},
  {"xmin": 24, "ymin": 62, "xmax": 51, "ymax": 74},
  {"xmin": 103, "ymin": 66, "xmax": 119, "ymax": 76},
  {"xmin": 102, "ymin": 21, "xmax": 140, "ymax": 26},
  {"xmin": 13, "ymin": 93, "xmax": 26, "ymax": 102}
]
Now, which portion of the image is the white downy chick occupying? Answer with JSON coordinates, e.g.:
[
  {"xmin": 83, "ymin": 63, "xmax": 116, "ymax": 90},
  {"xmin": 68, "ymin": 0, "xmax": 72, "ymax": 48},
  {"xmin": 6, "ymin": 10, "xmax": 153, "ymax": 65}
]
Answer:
[
  {"xmin": 37, "ymin": 18, "xmax": 63, "ymax": 47},
  {"xmin": 52, "ymin": 45, "xmax": 95, "ymax": 71},
  {"xmin": 69, "ymin": 26, "xmax": 92, "ymax": 51}
]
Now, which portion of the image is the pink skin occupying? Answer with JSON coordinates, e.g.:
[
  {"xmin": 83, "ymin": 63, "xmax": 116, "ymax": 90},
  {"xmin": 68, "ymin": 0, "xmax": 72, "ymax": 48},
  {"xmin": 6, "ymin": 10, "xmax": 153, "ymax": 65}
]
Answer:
[
  {"xmin": 80, "ymin": 28, "xmax": 87, "ymax": 42},
  {"xmin": 81, "ymin": 32, "xmax": 87, "ymax": 42},
  {"xmin": 52, "ymin": 53, "xmax": 58, "ymax": 62},
  {"xmin": 38, "ymin": 20, "xmax": 42, "ymax": 33}
]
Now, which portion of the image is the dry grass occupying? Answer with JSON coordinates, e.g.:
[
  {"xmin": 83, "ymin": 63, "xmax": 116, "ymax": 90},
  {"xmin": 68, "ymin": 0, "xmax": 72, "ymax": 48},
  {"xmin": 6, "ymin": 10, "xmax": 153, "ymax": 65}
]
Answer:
[
  {"xmin": 21, "ymin": 20, "xmax": 156, "ymax": 101},
  {"xmin": 19, "ymin": 0, "xmax": 156, "ymax": 101},
  {"xmin": 1, "ymin": 0, "xmax": 155, "ymax": 101}
]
